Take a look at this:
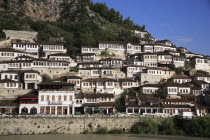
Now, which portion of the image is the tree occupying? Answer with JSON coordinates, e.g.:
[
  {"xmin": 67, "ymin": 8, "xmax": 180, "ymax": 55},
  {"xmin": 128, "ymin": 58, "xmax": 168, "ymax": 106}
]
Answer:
[
  {"xmin": 141, "ymin": 24, "xmax": 146, "ymax": 31},
  {"xmin": 130, "ymin": 118, "xmax": 158, "ymax": 134},
  {"xmin": 155, "ymin": 89, "xmax": 168, "ymax": 99},
  {"xmin": 175, "ymin": 67, "xmax": 184, "ymax": 75},
  {"xmin": 42, "ymin": 74, "xmax": 52, "ymax": 82}
]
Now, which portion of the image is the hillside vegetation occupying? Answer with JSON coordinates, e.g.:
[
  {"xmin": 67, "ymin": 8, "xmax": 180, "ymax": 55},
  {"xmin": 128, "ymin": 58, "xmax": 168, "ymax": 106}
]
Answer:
[{"xmin": 0, "ymin": 0, "xmax": 151, "ymax": 57}]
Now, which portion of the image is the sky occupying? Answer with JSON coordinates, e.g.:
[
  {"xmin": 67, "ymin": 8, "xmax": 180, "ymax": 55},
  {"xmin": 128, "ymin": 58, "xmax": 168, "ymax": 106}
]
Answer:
[{"xmin": 92, "ymin": 0, "xmax": 210, "ymax": 55}]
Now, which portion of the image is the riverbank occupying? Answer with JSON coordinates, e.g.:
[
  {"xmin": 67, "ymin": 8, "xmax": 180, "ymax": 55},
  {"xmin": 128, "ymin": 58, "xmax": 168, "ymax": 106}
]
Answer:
[
  {"xmin": 0, "ymin": 117, "xmax": 209, "ymax": 138},
  {"xmin": 0, "ymin": 134, "xmax": 208, "ymax": 140}
]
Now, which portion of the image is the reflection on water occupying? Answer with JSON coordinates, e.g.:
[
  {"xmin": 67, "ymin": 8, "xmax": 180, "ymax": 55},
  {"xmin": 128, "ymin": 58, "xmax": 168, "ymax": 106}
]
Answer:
[{"xmin": 0, "ymin": 134, "xmax": 208, "ymax": 140}]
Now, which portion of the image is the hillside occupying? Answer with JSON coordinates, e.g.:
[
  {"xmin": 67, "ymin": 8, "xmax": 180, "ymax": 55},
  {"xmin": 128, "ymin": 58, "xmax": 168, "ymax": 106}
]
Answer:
[{"xmin": 0, "ymin": 0, "xmax": 152, "ymax": 57}]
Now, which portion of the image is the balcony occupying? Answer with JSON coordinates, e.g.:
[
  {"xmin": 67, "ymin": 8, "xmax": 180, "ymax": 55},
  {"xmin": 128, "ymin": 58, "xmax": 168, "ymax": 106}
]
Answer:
[{"xmin": 48, "ymin": 101, "xmax": 62, "ymax": 105}]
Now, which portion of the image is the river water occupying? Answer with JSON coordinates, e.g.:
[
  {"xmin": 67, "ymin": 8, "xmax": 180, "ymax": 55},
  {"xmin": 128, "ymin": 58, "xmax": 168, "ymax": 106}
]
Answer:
[{"xmin": 0, "ymin": 134, "xmax": 208, "ymax": 140}]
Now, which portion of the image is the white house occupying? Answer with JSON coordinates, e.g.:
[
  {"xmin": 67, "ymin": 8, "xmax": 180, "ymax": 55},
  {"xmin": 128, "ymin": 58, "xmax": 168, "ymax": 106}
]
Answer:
[{"xmin": 38, "ymin": 82, "xmax": 76, "ymax": 115}]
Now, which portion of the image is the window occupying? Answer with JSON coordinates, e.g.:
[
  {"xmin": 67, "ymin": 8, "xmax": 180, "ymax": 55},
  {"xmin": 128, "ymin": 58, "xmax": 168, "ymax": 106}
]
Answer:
[
  {"xmin": 58, "ymin": 96, "xmax": 61, "ymax": 101},
  {"xmin": 41, "ymin": 95, "xmax": 44, "ymax": 101},
  {"xmin": 47, "ymin": 95, "xmax": 49, "ymax": 101},
  {"xmin": 69, "ymin": 95, "xmax": 72, "ymax": 101},
  {"xmin": 64, "ymin": 96, "xmax": 67, "ymax": 101},
  {"xmin": 52, "ymin": 96, "xmax": 55, "ymax": 101}
]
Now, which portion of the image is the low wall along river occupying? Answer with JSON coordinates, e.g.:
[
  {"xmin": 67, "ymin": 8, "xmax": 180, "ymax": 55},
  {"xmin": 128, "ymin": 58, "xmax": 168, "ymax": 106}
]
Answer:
[{"xmin": 0, "ymin": 117, "xmax": 142, "ymax": 135}]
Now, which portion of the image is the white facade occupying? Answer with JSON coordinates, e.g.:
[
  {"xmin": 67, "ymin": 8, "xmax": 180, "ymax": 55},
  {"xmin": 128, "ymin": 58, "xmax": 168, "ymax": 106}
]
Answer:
[{"xmin": 38, "ymin": 91, "xmax": 76, "ymax": 115}]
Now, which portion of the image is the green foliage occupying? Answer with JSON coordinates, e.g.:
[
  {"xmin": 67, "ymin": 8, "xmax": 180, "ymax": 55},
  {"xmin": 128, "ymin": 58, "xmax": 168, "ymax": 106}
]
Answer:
[
  {"xmin": 89, "ymin": 2, "xmax": 142, "ymax": 30},
  {"xmin": 155, "ymin": 89, "xmax": 168, "ymax": 99},
  {"xmin": 130, "ymin": 118, "xmax": 158, "ymax": 134},
  {"xmin": 175, "ymin": 67, "xmax": 184, "ymax": 75},
  {"xmin": 169, "ymin": 64, "xmax": 176, "ymax": 70},
  {"xmin": 159, "ymin": 118, "xmax": 184, "ymax": 135},
  {"xmin": 70, "ymin": 66, "xmax": 78, "ymax": 72},
  {"xmin": 100, "ymin": 49, "xmax": 110, "ymax": 56},
  {"xmin": 83, "ymin": 129, "xmax": 89, "ymax": 134},
  {"xmin": 0, "ymin": 0, "xmax": 145, "ymax": 58},
  {"xmin": 94, "ymin": 127, "xmax": 108, "ymax": 134},
  {"xmin": 116, "ymin": 88, "xmax": 139, "ymax": 106},
  {"xmin": 108, "ymin": 129, "xmax": 124, "ymax": 134},
  {"xmin": 184, "ymin": 60, "xmax": 194, "ymax": 70},
  {"xmin": 190, "ymin": 117, "xmax": 210, "ymax": 137},
  {"xmin": 42, "ymin": 74, "xmax": 52, "ymax": 82},
  {"xmin": 131, "ymin": 117, "xmax": 210, "ymax": 138}
]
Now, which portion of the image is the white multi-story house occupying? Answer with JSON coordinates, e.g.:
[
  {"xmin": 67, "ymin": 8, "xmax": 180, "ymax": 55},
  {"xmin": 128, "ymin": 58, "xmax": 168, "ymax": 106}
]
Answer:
[
  {"xmin": 38, "ymin": 82, "xmax": 76, "ymax": 115},
  {"xmin": 81, "ymin": 46, "xmax": 99, "ymax": 54},
  {"xmin": 82, "ymin": 93, "xmax": 115, "ymax": 114},
  {"xmin": 0, "ymin": 79, "xmax": 20, "ymax": 89},
  {"xmin": 140, "ymin": 67, "xmax": 175, "ymax": 85},
  {"xmin": 48, "ymin": 53, "xmax": 77, "ymax": 67},
  {"xmin": 76, "ymin": 53, "xmax": 96, "ymax": 63},
  {"xmin": 99, "ymin": 58, "xmax": 123, "ymax": 69},
  {"xmin": 155, "ymin": 40, "xmax": 173, "ymax": 46},
  {"xmin": 157, "ymin": 52, "xmax": 172, "ymax": 65},
  {"xmin": 126, "ymin": 43, "xmax": 142, "ymax": 54},
  {"xmin": 192, "ymin": 56, "xmax": 210, "ymax": 70},
  {"xmin": 78, "ymin": 62, "xmax": 103, "ymax": 69},
  {"xmin": 98, "ymin": 41, "xmax": 127, "ymax": 56},
  {"xmin": 81, "ymin": 78, "xmax": 117, "ymax": 94},
  {"xmin": 142, "ymin": 44, "xmax": 154, "ymax": 53},
  {"xmin": 12, "ymin": 42, "xmax": 40, "ymax": 54},
  {"xmin": 0, "ymin": 69, "xmax": 42, "ymax": 89},
  {"xmin": 119, "ymin": 78, "xmax": 139, "ymax": 89},
  {"xmin": 124, "ymin": 65, "xmax": 146, "ymax": 78},
  {"xmin": 128, "ymin": 53, "xmax": 158, "ymax": 67},
  {"xmin": 170, "ymin": 75, "xmax": 192, "ymax": 84},
  {"xmin": 78, "ymin": 67, "xmax": 126, "ymax": 80},
  {"xmin": 53, "ymin": 76, "xmax": 82, "ymax": 90},
  {"xmin": 192, "ymin": 74, "xmax": 210, "ymax": 83},
  {"xmin": 172, "ymin": 56, "xmax": 185, "ymax": 68},
  {"xmin": 140, "ymin": 84, "xmax": 162, "ymax": 94},
  {"xmin": 42, "ymin": 44, "xmax": 67, "ymax": 58},
  {"xmin": 0, "ymin": 48, "xmax": 30, "ymax": 61}
]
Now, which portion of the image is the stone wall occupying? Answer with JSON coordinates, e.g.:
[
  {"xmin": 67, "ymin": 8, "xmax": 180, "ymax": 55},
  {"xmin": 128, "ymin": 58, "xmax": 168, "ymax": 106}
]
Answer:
[
  {"xmin": 3, "ymin": 30, "xmax": 38, "ymax": 42},
  {"xmin": 0, "ymin": 117, "xmax": 140, "ymax": 135}
]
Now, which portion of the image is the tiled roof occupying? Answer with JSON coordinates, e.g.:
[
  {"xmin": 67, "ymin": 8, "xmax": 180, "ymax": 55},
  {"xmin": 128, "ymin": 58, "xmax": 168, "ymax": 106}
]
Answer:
[
  {"xmin": 164, "ymin": 82, "xmax": 191, "ymax": 87},
  {"xmin": 119, "ymin": 78, "xmax": 135, "ymax": 82},
  {"xmin": 192, "ymin": 74, "xmax": 210, "ymax": 78},
  {"xmin": 75, "ymin": 93, "xmax": 84, "ymax": 99},
  {"xmin": 82, "ymin": 78, "xmax": 116, "ymax": 82},
  {"xmin": 12, "ymin": 42, "xmax": 40, "ymax": 45},
  {"xmin": 38, "ymin": 82, "xmax": 75, "ymax": 86},
  {"xmin": 84, "ymin": 93, "xmax": 114, "ymax": 99},
  {"xmin": 141, "ymin": 84, "xmax": 163, "ymax": 87},
  {"xmin": 100, "ymin": 58, "xmax": 123, "ymax": 61},
  {"xmin": 146, "ymin": 67, "xmax": 173, "ymax": 71},
  {"xmin": 48, "ymin": 53, "xmax": 69, "ymax": 56},
  {"xmin": 193, "ymin": 80, "xmax": 209, "ymax": 85},
  {"xmin": 0, "ymin": 69, "xmax": 40, "ymax": 74},
  {"xmin": 0, "ymin": 79, "xmax": 19, "ymax": 83},
  {"xmin": 0, "ymin": 48, "xmax": 26, "ymax": 53},
  {"xmin": 171, "ymin": 75, "xmax": 191, "ymax": 79},
  {"xmin": 83, "ymin": 102, "xmax": 116, "ymax": 107}
]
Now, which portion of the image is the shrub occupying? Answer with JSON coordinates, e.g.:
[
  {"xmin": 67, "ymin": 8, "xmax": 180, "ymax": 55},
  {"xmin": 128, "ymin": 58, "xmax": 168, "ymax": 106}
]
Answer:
[
  {"xmin": 94, "ymin": 127, "xmax": 108, "ymax": 134},
  {"xmin": 159, "ymin": 118, "xmax": 184, "ymax": 135},
  {"xmin": 108, "ymin": 129, "xmax": 124, "ymax": 134},
  {"xmin": 190, "ymin": 117, "xmax": 210, "ymax": 137},
  {"xmin": 83, "ymin": 129, "xmax": 89, "ymax": 134},
  {"xmin": 130, "ymin": 118, "xmax": 158, "ymax": 134},
  {"xmin": 42, "ymin": 74, "xmax": 52, "ymax": 82}
]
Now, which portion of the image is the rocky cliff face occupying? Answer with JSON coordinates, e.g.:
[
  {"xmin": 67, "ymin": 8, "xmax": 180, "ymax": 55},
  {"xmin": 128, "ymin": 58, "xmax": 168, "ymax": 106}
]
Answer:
[{"xmin": 3, "ymin": 0, "xmax": 79, "ymax": 21}]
